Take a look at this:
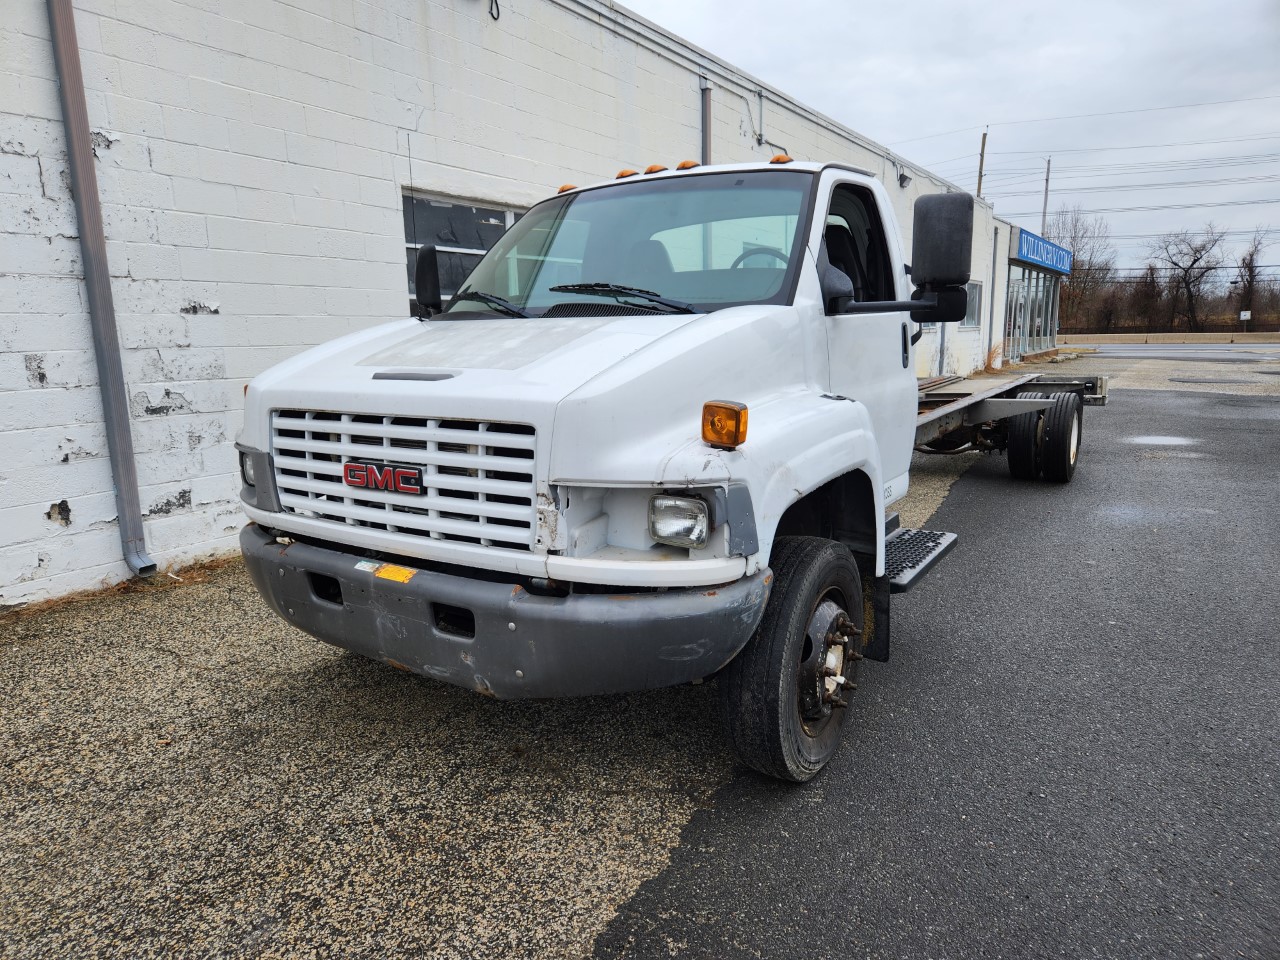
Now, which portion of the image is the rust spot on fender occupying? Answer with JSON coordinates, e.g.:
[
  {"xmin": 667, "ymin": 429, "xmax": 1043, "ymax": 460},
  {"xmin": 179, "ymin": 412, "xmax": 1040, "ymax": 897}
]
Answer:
[
  {"xmin": 704, "ymin": 590, "xmax": 718, "ymax": 598},
  {"xmin": 511, "ymin": 585, "xmax": 523, "ymax": 597},
  {"xmin": 385, "ymin": 659, "xmax": 412, "ymax": 672}
]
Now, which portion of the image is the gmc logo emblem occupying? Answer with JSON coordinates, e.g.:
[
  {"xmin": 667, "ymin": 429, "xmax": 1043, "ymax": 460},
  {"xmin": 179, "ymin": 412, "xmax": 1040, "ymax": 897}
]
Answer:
[{"xmin": 343, "ymin": 461, "xmax": 424, "ymax": 495}]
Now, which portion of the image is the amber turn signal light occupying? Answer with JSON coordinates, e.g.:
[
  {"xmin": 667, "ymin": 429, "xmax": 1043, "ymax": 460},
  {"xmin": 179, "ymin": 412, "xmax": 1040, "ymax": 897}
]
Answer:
[{"xmin": 702, "ymin": 401, "xmax": 748, "ymax": 450}]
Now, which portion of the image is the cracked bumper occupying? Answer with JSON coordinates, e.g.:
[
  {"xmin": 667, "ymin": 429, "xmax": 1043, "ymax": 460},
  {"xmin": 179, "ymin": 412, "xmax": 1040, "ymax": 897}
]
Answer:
[{"xmin": 240, "ymin": 524, "xmax": 771, "ymax": 699}]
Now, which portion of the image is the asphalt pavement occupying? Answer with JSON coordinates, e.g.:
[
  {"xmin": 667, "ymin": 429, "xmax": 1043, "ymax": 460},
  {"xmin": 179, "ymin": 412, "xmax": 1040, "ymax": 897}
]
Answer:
[
  {"xmin": 1070, "ymin": 341, "xmax": 1280, "ymax": 363},
  {"xmin": 594, "ymin": 389, "xmax": 1280, "ymax": 959}
]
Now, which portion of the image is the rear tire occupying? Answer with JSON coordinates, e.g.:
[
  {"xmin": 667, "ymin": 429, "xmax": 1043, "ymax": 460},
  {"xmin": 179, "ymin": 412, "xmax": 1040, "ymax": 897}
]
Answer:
[
  {"xmin": 1007, "ymin": 390, "xmax": 1047, "ymax": 480},
  {"xmin": 721, "ymin": 537, "xmax": 864, "ymax": 783},
  {"xmin": 1041, "ymin": 391, "xmax": 1083, "ymax": 483}
]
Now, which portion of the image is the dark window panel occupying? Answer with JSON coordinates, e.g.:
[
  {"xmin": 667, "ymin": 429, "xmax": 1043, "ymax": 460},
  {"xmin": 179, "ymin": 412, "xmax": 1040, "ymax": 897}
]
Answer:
[{"xmin": 402, "ymin": 196, "xmax": 508, "ymax": 249}]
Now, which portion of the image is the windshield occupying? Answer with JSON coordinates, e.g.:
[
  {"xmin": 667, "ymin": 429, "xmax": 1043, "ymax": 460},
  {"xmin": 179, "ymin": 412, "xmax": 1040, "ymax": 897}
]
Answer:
[{"xmin": 445, "ymin": 170, "xmax": 814, "ymax": 317}]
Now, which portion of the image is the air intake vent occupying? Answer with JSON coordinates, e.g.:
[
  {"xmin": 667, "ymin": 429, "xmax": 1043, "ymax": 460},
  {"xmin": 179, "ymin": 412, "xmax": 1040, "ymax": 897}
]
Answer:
[{"xmin": 542, "ymin": 302, "xmax": 661, "ymax": 317}]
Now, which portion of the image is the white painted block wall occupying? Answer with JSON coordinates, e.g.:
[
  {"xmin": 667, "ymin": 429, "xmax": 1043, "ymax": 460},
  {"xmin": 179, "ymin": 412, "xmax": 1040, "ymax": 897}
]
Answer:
[{"xmin": 1, "ymin": 0, "xmax": 997, "ymax": 608}]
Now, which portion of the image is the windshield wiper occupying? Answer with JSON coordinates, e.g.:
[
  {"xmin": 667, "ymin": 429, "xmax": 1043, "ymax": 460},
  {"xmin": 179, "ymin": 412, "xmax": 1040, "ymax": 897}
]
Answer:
[
  {"xmin": 452, "ymin": 289, "xmax": 530, "ymax": 318},
  {"xmin": 549, "ymin": 282, "xmax": 696, "ymax": 314}
]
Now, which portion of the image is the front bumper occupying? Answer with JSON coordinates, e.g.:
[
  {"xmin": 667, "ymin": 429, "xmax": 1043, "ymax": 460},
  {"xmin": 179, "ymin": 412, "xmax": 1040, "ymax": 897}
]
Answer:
[{"xmin": 241, "ymin": 524, "xmax": 771, "ymax": 698}]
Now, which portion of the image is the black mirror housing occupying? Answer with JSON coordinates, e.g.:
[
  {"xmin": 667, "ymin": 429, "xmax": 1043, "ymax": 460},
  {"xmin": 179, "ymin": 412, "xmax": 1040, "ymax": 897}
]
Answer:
[
  {"xmin": 910, "ymin": 286, "xmax": 967, "ymax": 324},
  {"xmin": 911, "ymin": 193, "xmax": 974, "ymax": 289},
  {"xmin": 414, "ymin": 245, "xmax": 443, "ymax": 317},
  {"xmin": 819, "ymin": 263, "xmax": 855, "ymax": 315}
]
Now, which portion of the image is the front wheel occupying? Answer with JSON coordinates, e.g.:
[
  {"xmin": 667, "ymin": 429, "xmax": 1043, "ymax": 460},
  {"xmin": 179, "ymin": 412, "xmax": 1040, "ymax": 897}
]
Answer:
[{"xmin": 721, "ymin": 537, "xmax": 864, "ymax": 782}]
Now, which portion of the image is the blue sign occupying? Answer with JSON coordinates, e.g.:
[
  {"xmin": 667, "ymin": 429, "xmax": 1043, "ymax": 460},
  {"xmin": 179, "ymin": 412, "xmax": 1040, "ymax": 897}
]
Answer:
[{"xmin": 1015, "ymin": 230, "xmax": 1072, "ymax": 274}]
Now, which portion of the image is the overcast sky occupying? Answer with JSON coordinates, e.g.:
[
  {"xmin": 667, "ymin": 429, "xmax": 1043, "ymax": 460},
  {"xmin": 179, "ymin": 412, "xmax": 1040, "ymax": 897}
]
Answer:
[{"xmin": 622, "ymin": 0, "xmax": 1280, "ymax": 274}]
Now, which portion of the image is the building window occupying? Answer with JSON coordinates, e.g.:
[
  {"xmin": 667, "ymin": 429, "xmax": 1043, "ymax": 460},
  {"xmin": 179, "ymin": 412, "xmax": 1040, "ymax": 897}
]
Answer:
[
  {"xmin": 403, "ymin": 192, "xmax": 521, "ymax": 313},
  {"xmin": 961, "ymin": 281, "xmax": 982, "ymax": 328}
]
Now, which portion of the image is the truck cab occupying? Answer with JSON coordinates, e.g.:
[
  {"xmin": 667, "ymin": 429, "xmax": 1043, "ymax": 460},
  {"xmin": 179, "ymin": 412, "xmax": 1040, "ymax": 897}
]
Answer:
[{"xmin": 238, "ymin": 159, "xmax": 977, "ymax": 781}]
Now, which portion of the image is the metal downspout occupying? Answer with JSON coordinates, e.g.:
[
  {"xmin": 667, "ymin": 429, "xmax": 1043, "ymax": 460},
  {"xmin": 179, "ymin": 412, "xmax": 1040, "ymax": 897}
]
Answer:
[
  {"xmin": 699, "ymin": 75, "xmax": 711, "ymax": 164},
  {"xmin": 46, "ymin": 0, "xmax": 156, "ymax": 577},
  {"xmin": 986, "ymin": 227, "xmax": 999, "ymax": 365}
]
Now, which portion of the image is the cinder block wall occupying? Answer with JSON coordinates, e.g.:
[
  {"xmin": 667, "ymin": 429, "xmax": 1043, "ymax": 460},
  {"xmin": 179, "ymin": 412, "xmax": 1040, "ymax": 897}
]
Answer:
[{"xmin": 1, "ymin": 0, "xmax": 992, "ymax": 607}]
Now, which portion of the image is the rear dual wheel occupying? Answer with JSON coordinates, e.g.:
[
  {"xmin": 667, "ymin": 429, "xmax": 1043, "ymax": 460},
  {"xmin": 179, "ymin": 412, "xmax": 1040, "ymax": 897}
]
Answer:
[
  {"xmin": 1041, "ymin": 391, "xmax": 1083, "ymax": 483},
  {"xmin": 721, "ymin": 537, "xmax": 864, "ymax": 783},
  {"xmin": 1007, "ymin": 391, "xmax": 1083, "ymax": 483}
]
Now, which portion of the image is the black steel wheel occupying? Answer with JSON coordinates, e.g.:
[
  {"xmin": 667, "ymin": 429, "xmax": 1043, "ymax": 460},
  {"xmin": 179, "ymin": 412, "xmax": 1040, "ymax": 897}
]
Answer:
[
  {"xmin": 1007, "ymin": 390, "xmax": 1047, "ymax": 480},
  {"xmin": 721, "ymin": 536, "xmax": 864, "ymax": 782},
  {"xmin": 1041, "ymin": 391, "xmax": 1083, "ymax": 483}
]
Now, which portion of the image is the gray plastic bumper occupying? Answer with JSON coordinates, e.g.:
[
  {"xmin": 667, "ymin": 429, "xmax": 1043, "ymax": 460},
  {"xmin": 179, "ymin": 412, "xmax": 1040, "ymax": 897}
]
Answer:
[{"xmin": 240, "ymin": 524, "xmax": 770, "ymax": 699}]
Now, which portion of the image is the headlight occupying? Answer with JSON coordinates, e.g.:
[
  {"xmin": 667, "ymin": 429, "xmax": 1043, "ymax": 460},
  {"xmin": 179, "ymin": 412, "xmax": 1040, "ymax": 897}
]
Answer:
[
  {"xmin": 240, "ymin": 452, "xmax": 257, "ymax": 487},
  {"xmin": 648, "ymin": 495, "xmax": 708, "ymax": 549}
]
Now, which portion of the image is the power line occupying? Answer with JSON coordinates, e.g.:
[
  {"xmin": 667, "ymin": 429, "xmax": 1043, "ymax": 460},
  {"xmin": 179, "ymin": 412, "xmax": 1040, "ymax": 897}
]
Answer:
[
  {"xmin": 1001, "ymin": 197, "xmax": 1280, "ymax": 216},
  {"xmin": 890, "ymin": 95, "xmax": 1280, "ymax": 146},
  {"xmin": 987, "ymin": 173, "xmax": 1280, "ymax": 199},
  {"xmin": 981, "ymin": 133, "xmax": 1280, "ymax": 157}
]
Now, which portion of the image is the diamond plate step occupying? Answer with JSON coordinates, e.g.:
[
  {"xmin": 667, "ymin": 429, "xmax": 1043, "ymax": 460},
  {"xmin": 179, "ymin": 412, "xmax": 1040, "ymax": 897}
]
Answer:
[{"xmin": 884, "ymin": 528, "xmax": 958, "ymax": 594}]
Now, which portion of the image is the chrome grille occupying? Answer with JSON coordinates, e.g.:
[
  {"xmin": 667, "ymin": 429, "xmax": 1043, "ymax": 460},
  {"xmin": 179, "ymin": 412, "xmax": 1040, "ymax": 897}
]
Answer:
[{"xmin": 271, "ymin": 410, "xmax": 537, "ymax": 551}]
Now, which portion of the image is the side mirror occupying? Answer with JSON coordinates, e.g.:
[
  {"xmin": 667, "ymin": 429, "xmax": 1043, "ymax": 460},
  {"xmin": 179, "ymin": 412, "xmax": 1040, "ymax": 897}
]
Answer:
[
  {"xmin": 911, "ymin": 193, "xmax": 974, "ymax": 288},
  {"xmin": 909, "ymin": 192, "xmax": 973, "ymax": 324},
  {"xmin": 911, "ymin": 286, "xmax": 967, "ymax": 324},
  {"xmin": 414, "ymin": 245, "xmax": 443, "ymax": 317},
  {"xmin": 820, "ymin": 263, "xmax": 855, "ymax": 315}
]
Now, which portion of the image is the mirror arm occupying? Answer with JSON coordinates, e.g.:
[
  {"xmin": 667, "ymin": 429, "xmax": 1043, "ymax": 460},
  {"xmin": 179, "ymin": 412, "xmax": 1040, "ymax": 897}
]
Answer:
[{"xmin": 836, "ymin": 295, "xmax": 936, "ymax": 315}]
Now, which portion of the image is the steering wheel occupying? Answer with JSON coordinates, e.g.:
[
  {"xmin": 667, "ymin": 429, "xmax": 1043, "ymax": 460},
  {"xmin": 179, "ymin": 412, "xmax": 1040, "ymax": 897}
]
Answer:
[{"xmin": 729, "ymin": 247, "xmax": 789, "ymax": 269}]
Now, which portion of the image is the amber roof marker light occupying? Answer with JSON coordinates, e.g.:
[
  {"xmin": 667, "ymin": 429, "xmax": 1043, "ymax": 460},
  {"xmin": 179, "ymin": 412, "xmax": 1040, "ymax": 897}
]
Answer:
[
  {"xmin": 676, "ymin": 160, "xmax": 700, "ymax": 170},
  {"xmin": 557, "ymin": 184, "xmax": 577, "ymax": 194},
  {"xmin": 702, "ymin": 401, "xmax": 748, "ymax": 450},
  {"xmin": 644, "ymin": 164, "xmax": 668, "ymax": 174},
  {"xmin": 769, "ymin": 154, "xmax": 793, "ymax": 164},
  {"xmin": 616, "ymin": 168, "xmax": 639, "ymax": 178}
]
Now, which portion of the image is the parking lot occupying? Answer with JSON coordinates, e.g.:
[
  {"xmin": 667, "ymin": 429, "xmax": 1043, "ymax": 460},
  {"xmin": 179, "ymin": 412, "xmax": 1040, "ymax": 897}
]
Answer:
[{"xmin": 3, "ymin": 353, "xmax": 1278, "ymax": 959}]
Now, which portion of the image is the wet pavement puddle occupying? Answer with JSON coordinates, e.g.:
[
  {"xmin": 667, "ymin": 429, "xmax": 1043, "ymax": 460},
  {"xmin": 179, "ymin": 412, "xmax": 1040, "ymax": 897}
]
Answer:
[{"xmin": 1124, "ymin": 435, "xmax": 1198, "ymax": 445}]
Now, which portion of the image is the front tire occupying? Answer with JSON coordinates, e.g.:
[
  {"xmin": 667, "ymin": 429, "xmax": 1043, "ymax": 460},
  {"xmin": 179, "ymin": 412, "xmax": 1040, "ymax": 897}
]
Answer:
[{"xmin": 721, "ymin": 537, "xmax": 864, "ymax": 782}]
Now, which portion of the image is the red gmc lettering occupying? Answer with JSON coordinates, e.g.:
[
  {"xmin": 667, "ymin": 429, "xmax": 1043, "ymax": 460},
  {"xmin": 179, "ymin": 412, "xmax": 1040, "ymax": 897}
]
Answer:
[
  {"xmin": 367, "ymin": 465, "xmax": 396, "ymax": 490},
  {"xmin": 343, "ymin": 461, "xmax": 423, "ymax": 495},
  {"xmin": 393, "ymin": 468, "xmax": 422, "ymax": 494}
]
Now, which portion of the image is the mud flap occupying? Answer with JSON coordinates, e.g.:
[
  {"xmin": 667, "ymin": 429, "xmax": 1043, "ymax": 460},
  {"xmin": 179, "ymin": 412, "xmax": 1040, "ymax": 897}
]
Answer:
[{"xmin": 861, "ymin": 572, "xmax": 891, "ymax": 662}]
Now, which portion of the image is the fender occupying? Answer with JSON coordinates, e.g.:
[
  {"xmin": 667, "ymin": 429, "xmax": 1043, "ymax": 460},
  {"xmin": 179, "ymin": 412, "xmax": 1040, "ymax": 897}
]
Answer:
[{"xmin": 662, "ymin": 392, "xmax": 885, "ymax": 576}]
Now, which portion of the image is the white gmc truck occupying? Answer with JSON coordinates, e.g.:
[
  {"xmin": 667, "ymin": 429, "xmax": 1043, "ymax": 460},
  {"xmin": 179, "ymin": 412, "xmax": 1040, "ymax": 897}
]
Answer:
[{"xmin": 238, "ymin": 159, "xmax": 1105, "ymax": 781}]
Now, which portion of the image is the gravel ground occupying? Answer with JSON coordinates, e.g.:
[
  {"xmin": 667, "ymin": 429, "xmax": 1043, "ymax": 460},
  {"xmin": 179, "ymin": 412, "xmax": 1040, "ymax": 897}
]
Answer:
[{"xmin": 1, "ymin": 460, "xmax": 971, "ymax": 959}]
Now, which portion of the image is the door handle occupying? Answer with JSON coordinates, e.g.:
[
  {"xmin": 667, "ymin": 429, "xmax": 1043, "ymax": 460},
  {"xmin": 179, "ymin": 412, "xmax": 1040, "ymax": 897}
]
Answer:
[{"xmin": 900, "ymin": 322, "xmax": 909, "ymax": 368}]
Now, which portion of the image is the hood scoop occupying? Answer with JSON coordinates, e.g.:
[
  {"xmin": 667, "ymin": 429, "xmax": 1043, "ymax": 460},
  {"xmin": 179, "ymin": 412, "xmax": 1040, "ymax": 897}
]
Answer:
[{"xmin": 372, "ymin": 370, "xmax": 457, "ymax": 382}]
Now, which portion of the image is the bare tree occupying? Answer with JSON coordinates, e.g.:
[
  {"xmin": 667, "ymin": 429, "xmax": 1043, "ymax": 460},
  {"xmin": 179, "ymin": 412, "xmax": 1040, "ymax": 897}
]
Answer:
[
  {"xmin": 1125, "ymin": 264, "xmax": 1166, "ymax": 332},
  {"xmin": 1232, "ymin": 229, "xmax": 1269, "ymax": 332},
  {"xmin": 1044, "ymin": 205, "xmax": 1116, "ymax": 330},
  {"xmin": 1147, "ymin": 225, "xmax": 1227, "ymax": 333}
]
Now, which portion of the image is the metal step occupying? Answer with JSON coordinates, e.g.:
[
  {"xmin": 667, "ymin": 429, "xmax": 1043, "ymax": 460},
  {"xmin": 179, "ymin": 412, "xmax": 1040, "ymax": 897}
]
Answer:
[{"xmin": 884, "ymin": 528, "xmax": 958, "ymax": 593}]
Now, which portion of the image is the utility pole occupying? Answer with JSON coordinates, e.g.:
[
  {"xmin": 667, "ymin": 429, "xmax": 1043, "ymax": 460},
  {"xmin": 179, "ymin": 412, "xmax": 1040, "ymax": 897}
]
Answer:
[
  {"xmin": 976, "ymin": 127, "xmax": 988, "ymax": 197},
  {"xmin": 1040, "ymin": 156, "xmax": 1052, "ymax": 234}
]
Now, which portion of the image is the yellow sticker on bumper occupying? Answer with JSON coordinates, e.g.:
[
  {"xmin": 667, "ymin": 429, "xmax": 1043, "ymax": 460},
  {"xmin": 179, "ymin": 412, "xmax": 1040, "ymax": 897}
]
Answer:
[{"xmin": 374, "ymin": 563, "xmax": 417, "ymax": 583}]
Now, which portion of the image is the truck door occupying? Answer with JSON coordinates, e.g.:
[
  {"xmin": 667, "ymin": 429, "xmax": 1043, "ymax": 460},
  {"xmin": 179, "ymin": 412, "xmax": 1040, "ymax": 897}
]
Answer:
[{"xmin": 819, "ymin": 180, "xmax": 917, "ymax": 497}]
